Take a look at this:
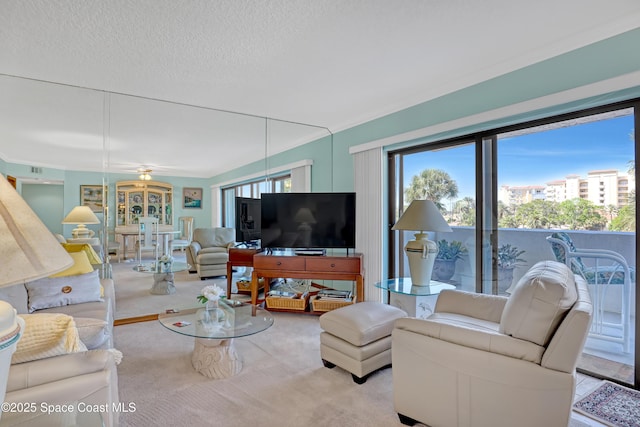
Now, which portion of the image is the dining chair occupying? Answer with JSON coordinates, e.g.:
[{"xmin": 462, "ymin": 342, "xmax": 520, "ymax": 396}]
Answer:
[
  {"xmin": 136, "ymin": 216, "xmax": 160, "ymax": 264},
  {"xmin": 547, "ymin": 231, "xmax": 633, "ymax": 352},
  {"xmin": 170, "ymin": 216, "xmax": 194, "ymax": 253},
  {"xmin": 106, "ymin": 229, "xmax": 121, "ymax": 263}
]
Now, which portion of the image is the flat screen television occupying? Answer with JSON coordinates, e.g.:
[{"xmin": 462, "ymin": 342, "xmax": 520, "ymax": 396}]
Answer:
[
  {"xmin": 235, "ymin": 197, "xmax": 261, "ymax": 244},
  {"xmin": 260, "ymin": 192, "xmax": 356, "ymax": 250}
]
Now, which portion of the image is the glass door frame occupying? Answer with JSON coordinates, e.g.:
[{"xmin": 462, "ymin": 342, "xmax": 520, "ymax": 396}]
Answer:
[{"xmin": 387, "ymin": 98, "xmax": 640, "ymax": 388}]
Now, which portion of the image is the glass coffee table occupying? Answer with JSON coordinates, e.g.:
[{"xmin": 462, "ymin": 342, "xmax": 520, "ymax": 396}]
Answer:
[
  {"xmin": 158, "ymin": 300, "xmax": 274, "ymax": 379},
  {"xmin": 133, "ymin": 261, "xmax": 190, "ymax": 295},
  {"xmin": 376, "ymin": 278, "xmax": 455, "ymax": 319}
]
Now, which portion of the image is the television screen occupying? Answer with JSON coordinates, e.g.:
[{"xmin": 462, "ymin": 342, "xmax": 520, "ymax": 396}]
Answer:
[
  {"xmin": 260, "ymin": 192, "xmax": 356, "ymax": 249},
  {"xmin": 235, "ymin": 197, "xmax": 261, "ymax": 243}
]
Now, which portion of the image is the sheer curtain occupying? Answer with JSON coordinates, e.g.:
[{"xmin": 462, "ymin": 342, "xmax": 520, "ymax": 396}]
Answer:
[
  {"xmin": 352, "ymin": 146, "xmax": 384, "ymax": 302},
  {"xmin": 290, "ymin": 163, "xmax": 311, "ymax": 192}
]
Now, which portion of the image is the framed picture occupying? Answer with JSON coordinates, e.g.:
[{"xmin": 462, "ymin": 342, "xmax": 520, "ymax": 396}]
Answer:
[
  {"xmin": 183, "ymin": 187, "xmax": 202, "ymax": 209},
  {"xmin": 80, "ymin": 185, "xmax": 106, "ymax": 213}
]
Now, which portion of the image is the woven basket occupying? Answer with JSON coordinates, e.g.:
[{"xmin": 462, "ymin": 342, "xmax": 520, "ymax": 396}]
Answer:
[
  {"xmin": 310, "ymin": 295, "xmax": 354, "ymax": 312},
  {"xmin": 266, "ymin": 293, "xmax": 309, "ymax": 311},
  {"xmin": 236, "ymin": 278, "xmax": 265, "ymax": 292}
]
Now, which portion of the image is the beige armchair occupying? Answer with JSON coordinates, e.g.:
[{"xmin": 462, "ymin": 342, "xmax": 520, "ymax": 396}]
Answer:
[
  {"xmin": 187, "ymin": 228, "xmax": 235, "ymax": 279},
  {"xmin": 392, "ymin": 260, "xmax": 592, "ymax": 427}
]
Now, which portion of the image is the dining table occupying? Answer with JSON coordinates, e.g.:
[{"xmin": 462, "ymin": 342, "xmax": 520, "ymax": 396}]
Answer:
[{"xmin": 115, "ymin": 228, "xmax": 181, "ymax": 260}]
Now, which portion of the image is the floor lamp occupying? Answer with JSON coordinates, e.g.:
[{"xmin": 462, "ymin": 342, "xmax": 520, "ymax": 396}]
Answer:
[
  {"xmin": 0, "ymin": 174, "xmax": 73, "ymax": 417},
  {"xmin": 392, "ymin": 200, "xmax": 452, "ymax": 286}
]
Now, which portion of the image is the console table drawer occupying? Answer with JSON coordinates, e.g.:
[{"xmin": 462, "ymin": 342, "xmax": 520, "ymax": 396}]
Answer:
[
  {"xmin": 254, "ymin": 256, "xmax": 305, "ymax": 271},
  {"xmin": 305, "ymin": 257, "xmax": 360, "ymax": 273}
]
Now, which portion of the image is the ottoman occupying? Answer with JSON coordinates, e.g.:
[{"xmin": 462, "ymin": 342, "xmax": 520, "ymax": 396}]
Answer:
[
  {"xmin": 319, "ymin": 302, "xmax": 407, "ymax": 384},
  {"xmin": 196, "ymin": 252, "xmax": 229, "ymax": 279}
]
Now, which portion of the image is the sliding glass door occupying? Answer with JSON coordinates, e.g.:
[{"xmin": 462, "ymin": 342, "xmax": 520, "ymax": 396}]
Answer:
[
  {"xmin": 390, "ymin": 141, "xmax": 477, "ymax": 291},
  {"xmin": 389, "ymin": 100, "xmax": 638, "ymax": 387},
  {"xmin": 495, "ymin": 108, "xmax": 636, "ymax": 384}
]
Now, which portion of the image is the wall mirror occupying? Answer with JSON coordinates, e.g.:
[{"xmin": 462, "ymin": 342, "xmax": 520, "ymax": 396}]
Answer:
[
  {"xmin": 0, "ymin": 74, "xmax": 330, "ymax": 226},
  {"xmin": 0, "ymin": 73, "xmax": 331, "ymax": 319}
]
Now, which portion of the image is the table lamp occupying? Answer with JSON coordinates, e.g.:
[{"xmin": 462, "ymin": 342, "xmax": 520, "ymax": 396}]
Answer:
[
  {"xmin": 62, "ymin": 205, "xmax": 100, "ymax": 238},
  {"xmin": 0, "ymin": 174, "xmax": 73, "ymax": 417},
  {"xmin": 392, "ymin": 199, "xmax": 452, "ymax": 286}
]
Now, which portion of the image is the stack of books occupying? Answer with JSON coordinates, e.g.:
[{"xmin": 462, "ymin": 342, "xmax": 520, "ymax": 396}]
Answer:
[
  {"xmin": 316, "ymin": 289, "xmax": 353, "ymax": 302},
  {"xmin": 267, "ymin": 290, "xmax": 298, "ymax": 299}
]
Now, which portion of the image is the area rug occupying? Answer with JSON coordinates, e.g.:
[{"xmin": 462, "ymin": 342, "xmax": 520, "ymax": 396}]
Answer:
[{"xmin": 573, "ymin": 380, "xmax": 640, "ymax": 427}]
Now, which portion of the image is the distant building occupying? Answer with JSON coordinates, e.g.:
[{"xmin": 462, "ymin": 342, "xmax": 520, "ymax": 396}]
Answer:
[
  {"xmin": 501, "ymin": 169, "xmax": 635, "ymax": 207},
  {"xmin": 499, "ymin": 185, "xmax": 546, "ymax": 206}
]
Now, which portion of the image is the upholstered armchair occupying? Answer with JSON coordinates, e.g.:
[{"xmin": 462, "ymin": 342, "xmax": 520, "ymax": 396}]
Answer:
[
  {"xmin": 186, "ymin": 228, "xmax": 235, "ymax": 279},
  {"xmin": 392, "ymin": 261, "xmax": 592, "ymax": 427}
]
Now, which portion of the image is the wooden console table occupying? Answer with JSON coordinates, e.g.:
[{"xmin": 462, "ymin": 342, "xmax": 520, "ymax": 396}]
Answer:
[
  {"xmin": 250, "ymin": 252, "xmax": 364, "ymax": 307},
  {"xmin": 226, "ymin": 247, "xmax": 262, "ymax": 298}
]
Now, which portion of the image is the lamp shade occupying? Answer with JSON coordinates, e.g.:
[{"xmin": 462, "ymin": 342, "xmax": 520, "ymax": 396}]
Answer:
[
  {"xmin": 0, "ymin": 174, "xmax": 72, "ymax": 420},
  {"xmin": 0, "ymin": 174, "xmax": 73, "ymax": 287},
  {"xmin": 62, "ymin": 206, "xmax": 100, "ymax": 238},
  {"xmin": 392, "ymin": 200, "xmax": 452, "ymax": 232},
  {"xmin": 62, "ymin": 206, "xmax": 100, "ymax": 225}
]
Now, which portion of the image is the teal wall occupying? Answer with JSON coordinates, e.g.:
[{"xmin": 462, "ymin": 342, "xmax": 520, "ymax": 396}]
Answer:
[
  {"xmin": 211, "ymin": 27, "xmax": 640, "ymax": 190},
  {"xmin": 210, "ymin": 133, "xmax": 336, "ymax": 192},
  {"xmin": 21, "ymin": 183, "xmax": 64, "ymax": 234}
]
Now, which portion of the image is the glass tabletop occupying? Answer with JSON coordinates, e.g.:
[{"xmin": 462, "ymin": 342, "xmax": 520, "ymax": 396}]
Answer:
[
  {"xmin": 375, "ymin": 277, "xmax": 456, "ymax": 296},
  {"xmin": 133, "ymin": 261, "xmax": 190, "ymax": 274},
  {"xmin": 158, "ymin": 300, "xmax": 274, "ymax": 339}
]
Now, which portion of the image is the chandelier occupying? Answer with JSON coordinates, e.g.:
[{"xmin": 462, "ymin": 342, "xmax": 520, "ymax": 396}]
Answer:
[{"xmin": 138, "ymin": 168, "xmax": 152, "ymax": 181}]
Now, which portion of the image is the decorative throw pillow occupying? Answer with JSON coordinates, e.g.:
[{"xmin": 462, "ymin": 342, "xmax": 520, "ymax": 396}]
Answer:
[
  {"xmin": 74, "ymin": 317, "xmax": 110, "ymax": 349},
  {"xmin": 499, "ymin": 260, "xmax": 578, "ymax": 346},
  {"xmin": 49, "ymin": 251, "xmax": 94, "ymax": 278},
  {"xmin": 61, "ymin": 242, "xmax": 102, "ymax": 265},
  {"xmin": 25, "ymin": 269, "xmax": 103, "ymax": 313},
  {"xmin": 549, "ymin": 232, "xmax": 586, "ymax": 275},
  {"xmin": 12, "ymin": 313, "xmax": 87, "ymax": 364}
]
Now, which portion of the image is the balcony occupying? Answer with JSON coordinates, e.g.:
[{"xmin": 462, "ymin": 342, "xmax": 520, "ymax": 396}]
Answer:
[{"xmin": 427, "ymin": 227, "xmax": 636, "ymax": 374}]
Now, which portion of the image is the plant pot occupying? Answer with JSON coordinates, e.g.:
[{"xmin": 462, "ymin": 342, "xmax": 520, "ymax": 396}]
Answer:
[
  {"xmin": 498, "ymin": 267, "xmax": 514, "ymax": 294},
  {"xmin": 432, "ymin": 259, "xmax": 456, "ymax": 281}
]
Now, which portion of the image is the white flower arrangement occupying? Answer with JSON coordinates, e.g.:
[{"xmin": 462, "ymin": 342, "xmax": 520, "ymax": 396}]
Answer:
[
  {"xmin": 159, "ymin": 254, "xmax": 174, "ymax": 264},
  {"xmin": 197, "ymin": 284, "xmax": 224, "ymax": 304}
]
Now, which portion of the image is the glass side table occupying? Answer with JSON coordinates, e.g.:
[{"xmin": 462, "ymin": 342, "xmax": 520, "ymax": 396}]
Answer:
[
  {"xmin": 133, "ymin": 261, "xmax": 190, "ymax": 295},
  {"xmin": 375, "ymin": 278, "xmax": 455, "ymax": 319}
]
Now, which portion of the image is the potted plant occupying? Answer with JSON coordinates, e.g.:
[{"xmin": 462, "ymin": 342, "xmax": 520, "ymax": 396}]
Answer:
[
  {"xmin": 497, "ymin": 244, "xmax": 526, "ymax": 293},
  {"xmin": 432, "ymin": 240, "xmax": 467, "ymax": 281}
]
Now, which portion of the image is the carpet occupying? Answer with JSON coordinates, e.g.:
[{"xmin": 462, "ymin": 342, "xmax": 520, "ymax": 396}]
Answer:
[
  {"xmin": 573, "ymin": 381, "xmax": 640, "ymax": 427},
  {"xmin": 110, "ymin": 255, "xmax": 603, "ymax": 426},
  {"xmin": 114, "ymin": 312, "xmax": 404, "ymax": 427},
  {"xmin": 114, "ymin": 313, "xmax": 602, "ymax": 427},
  {"xmin": 111, "ymin": 253, "xmax": 243, "ymax": 320}
]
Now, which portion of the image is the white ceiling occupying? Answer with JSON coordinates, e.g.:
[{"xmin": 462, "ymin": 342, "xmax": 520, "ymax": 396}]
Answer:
[{"xmin": 1, "ymin": 0, "xmax": 640, "ymax": 179}]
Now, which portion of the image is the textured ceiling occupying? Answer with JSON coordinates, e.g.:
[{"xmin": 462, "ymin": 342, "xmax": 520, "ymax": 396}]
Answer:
[{"xmin": 1, "ymin": 0, "xmax": 640, "ymax": 178}]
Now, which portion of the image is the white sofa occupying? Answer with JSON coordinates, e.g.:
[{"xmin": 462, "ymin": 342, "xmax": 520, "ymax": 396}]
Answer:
[
  {"xmin": 0, "ymin": 274, "xmax": 119, "ymax": 426},
  {"xmin": 392, "ymin": 260, "xmax": 592, "ymax": 427}
]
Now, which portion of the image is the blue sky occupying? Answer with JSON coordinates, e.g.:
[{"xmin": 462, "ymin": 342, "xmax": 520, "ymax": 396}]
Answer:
[{"xmin": 403, "ymin": 113, "xmax": 635, "ymax": 200}]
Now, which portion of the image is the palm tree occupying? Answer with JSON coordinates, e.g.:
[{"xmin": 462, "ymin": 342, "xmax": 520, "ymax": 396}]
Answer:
[
  {"xmin": 455, "ymin": 196, "xmax": 476, "ymax": 226},
  {"xmin": 404, "ymin": 169, "xmax": 458, "ymax": 210}
]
